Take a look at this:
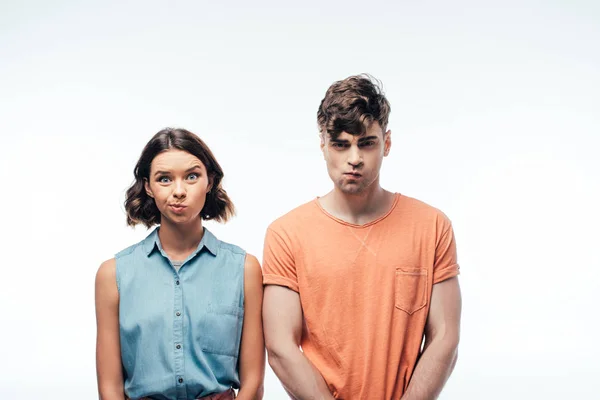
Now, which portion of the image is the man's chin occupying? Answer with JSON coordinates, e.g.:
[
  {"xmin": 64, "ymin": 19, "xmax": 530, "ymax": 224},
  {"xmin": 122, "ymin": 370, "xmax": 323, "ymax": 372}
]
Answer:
[{"xmin": 338, "ymin": 184, "xmax": 366, "ymax": 195}]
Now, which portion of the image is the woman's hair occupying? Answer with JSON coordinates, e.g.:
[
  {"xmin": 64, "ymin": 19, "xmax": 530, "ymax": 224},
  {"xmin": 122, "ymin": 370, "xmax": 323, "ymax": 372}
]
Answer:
[
  {"xmin": 317, "ymin": 73, "xmax": 391, "ymax": 139},
  {"xmin": 125, "ymin": 128, "xmax": 234, "ymax": 227}
]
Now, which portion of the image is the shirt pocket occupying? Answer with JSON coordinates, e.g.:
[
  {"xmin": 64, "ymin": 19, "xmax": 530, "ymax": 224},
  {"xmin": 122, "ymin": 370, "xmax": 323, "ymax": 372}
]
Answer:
[
  {"xmin": 200, "ymin": 303, "xmax": 244, "ymax": 357},
  {"xmin": 395, "ymin": 267, "xmax": 428, "ymax": 314}
]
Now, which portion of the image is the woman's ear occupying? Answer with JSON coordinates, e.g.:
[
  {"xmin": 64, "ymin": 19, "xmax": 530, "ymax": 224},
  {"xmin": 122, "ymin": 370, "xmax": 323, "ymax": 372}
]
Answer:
[{"xmin": 144, "ymin": 178, "xmax": 154, "ymax": 198}]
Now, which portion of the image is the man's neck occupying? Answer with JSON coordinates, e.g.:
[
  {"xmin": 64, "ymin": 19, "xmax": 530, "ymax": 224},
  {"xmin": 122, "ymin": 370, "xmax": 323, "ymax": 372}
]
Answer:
[
  {"xmin": 158, "ymin": 218, "xmax": 204, "ymax": 260},
  {"xmin": 320, "ymin": 185, "xmax": 396, "ymax": 226}
]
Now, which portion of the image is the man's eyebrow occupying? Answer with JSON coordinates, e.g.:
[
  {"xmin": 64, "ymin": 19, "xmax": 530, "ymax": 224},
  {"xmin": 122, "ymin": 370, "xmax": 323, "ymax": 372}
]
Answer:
[
  {"xmin": 330, "ymin": 138, "xmax": 350, "ymax": 143},
  {"xmin": 358, "ymin": 135, "xmax": 379, "ymax": 142}
]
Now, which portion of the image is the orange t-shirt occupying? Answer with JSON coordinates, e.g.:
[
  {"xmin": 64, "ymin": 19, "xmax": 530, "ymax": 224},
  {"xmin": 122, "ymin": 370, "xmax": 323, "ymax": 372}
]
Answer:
[{"xmin": 262, "ymin": 193, "xmax": 460, "ymax": 399}]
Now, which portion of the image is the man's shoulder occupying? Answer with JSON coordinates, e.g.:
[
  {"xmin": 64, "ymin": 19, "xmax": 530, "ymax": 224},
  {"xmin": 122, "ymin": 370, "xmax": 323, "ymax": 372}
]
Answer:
[
  {"xmin": 395, "ymin": 193, "xmax": 452, "ymax": 225},
  {"xmin": 267, "ymin": 198, "xmax": 320, "ymax": 234}
]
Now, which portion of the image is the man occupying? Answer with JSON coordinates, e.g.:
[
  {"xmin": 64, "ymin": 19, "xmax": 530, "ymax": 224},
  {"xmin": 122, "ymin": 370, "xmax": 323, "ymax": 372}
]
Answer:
[{"xmin": 262, "ymin": 74, "xmax": 461, "ymax": 399}]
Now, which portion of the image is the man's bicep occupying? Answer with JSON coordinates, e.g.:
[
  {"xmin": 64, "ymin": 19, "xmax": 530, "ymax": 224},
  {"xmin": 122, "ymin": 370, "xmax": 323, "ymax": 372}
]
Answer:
[
  {"xmin": 263, "ymin": 284, "xmax": 303, "ymax": 348},
  {"xmin": 425, "ymin": 277, "xmax": 462, "ymax": 341}
]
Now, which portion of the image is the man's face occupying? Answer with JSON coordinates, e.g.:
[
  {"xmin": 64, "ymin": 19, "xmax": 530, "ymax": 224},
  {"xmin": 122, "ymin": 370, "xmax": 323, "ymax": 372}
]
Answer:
[{"xmin": 320, "ymin": 122, "xmax": 391, "ymax": 195}]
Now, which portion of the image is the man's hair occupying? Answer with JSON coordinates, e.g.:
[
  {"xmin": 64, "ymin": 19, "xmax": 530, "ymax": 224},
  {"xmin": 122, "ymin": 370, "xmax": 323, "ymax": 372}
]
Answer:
[
  {"xmin": 125, "ymin": 128, "xmax": 234, "ymax": 228},
  {"xmin": 317, "ymin": 74, "xmax": 391, "ymax": 139}
]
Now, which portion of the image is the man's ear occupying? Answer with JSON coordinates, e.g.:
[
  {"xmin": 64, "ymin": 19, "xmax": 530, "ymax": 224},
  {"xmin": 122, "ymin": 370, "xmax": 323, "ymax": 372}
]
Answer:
[
  {"xmin": 383, "ymin": 130, "xmax": 392, "ymax": 157},
  {"xmin": 144, "ymin": 178, "xmax": 154, "ymax": 198}
]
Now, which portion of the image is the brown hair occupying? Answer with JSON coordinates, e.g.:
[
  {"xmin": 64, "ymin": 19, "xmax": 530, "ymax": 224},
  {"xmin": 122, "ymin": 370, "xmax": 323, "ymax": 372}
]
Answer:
[
  {"xmin": 125, "ymin": 128, "xmax": 234, "ymax": 227},
  {"xmin": 317, "ymin": 74, "xmax": 391, "ymax": 139}
]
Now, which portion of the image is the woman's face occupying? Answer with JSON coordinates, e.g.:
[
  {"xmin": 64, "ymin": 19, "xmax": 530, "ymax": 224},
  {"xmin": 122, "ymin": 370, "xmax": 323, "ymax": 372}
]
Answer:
[{"xmin": 144, "ymin": 149, "xmax": 211, "ymax": 226}]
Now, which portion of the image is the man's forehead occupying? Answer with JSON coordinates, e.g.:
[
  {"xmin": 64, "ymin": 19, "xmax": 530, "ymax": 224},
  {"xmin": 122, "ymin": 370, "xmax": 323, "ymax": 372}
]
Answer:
[{"xmin": 332, "ymin": 129, "xmax": 384, "ymax": 142}]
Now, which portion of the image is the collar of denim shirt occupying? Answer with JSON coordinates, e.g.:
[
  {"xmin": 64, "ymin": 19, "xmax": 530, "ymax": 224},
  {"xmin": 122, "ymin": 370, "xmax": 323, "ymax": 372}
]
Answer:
[{"xmin": 142, "ymin": 226, "xmax": 219, "ymax": 259}]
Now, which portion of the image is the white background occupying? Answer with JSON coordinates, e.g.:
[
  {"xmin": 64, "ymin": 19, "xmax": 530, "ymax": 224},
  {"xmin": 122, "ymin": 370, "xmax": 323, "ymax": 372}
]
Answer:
[{"xmin": 1, "ymin": 0, "xmax": 599, "ymax": 398}]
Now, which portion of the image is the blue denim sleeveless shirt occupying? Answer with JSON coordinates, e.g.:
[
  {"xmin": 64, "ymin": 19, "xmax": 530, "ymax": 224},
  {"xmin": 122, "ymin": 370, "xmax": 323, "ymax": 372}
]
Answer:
[{"xmin": 115, "ymin": 227, "xmax": 245, "ymax": 400}]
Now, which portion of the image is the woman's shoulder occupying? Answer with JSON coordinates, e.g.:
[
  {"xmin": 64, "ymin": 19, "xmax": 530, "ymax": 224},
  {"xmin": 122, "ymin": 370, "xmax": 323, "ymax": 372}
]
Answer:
[
  {"xmin": 243, "ymin": 253, "xmax": 262, "ymax": 277},
  {"xmin": 114, "ymin": 241, "xmax": 144, "ymax": 259},
  {"xmin": 95, "ymin": 258, "xmax": 117, "ymax": 289},
  {"xmin": 215, "ymin": 240, "xmax": 246, "ymax": 256},
  {"xmin": 205, "ymin": 228, "xmax": 245, "ymax": 257},
  {"xmin": 114, "ymin": 229, "xmax": 158, "ymax": 260}
]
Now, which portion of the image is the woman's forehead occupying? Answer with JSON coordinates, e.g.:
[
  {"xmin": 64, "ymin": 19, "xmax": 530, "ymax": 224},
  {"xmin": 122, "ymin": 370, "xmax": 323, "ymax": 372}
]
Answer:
[{"xmin": 151, "ymin": 149, "xmax": 206, "ymax": 171}]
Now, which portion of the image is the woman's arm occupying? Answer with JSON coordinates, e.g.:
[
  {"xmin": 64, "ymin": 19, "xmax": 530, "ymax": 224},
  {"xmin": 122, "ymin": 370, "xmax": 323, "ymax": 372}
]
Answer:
[
  {"xmin": 95, "ymin": 258, "xmax": 125, "ymax": 400},
  {"xmin": 236, "ymin": 254, "xmax": 266, "ymax": 400}
]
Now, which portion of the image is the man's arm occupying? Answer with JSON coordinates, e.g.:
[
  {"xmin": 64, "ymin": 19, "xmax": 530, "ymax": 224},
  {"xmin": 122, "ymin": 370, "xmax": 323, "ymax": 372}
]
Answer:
[
  {"xmin": 402, "ymin": 277, "xmax": 462, "ymax": 400},
  {"xmin": 263, "ymin": 285, "xmax": 335, "ymax": 400}
]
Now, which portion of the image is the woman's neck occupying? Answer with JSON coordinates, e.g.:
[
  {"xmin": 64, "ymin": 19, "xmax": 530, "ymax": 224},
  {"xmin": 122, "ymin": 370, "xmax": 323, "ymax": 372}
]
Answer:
[{"xmin": 157, "ymin": 218, "xmax": 204, "ymax": 260}]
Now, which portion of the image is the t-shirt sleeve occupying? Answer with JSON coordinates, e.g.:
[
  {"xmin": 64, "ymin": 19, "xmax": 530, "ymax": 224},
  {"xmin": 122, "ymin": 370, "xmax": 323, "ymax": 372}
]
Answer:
[
  {"xmin": 433, "ymin": 218, "xmax": 460, "ymax": 284},
  {"xmin": 262, "ymin": 226, "xmax": 299, "ymax": 292}
]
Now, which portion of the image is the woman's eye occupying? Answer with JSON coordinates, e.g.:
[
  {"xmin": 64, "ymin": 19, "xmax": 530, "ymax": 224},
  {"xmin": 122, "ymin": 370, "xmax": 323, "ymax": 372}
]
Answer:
[
  {"xmin": 187, "ymin": 173, "xmax": 199, "ymax": 180},
  {"xmin": 158, "ymin": 176, "xmax": 171, "ymax": 183}
]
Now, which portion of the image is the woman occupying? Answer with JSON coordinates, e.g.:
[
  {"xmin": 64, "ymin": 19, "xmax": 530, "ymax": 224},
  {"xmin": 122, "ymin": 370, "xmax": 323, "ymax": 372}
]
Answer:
[{"xmin": 95, "ymin": 128, "xmax": 264, "ymax": 400}]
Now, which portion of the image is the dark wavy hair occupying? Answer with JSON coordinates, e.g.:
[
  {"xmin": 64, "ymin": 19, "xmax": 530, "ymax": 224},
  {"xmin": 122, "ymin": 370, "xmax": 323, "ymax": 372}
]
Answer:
[
  {"xmin": 125, "ymin": 128, "xmax": 235, "ymax": 227},
  {"xmin": 317, "ymin": 73, "xmax": 391, "ymax": 139}
]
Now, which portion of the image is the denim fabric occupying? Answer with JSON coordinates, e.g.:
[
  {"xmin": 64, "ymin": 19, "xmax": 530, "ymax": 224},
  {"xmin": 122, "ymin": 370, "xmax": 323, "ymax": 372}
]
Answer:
[{"xmin": 116, "ymin": 227, "xmax": 245, "ymax": 400}]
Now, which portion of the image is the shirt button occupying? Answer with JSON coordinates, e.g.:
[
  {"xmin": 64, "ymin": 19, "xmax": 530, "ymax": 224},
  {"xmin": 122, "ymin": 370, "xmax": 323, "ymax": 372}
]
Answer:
[
  {"xmin": 176, "ymin": 280, "xmax": 180, "ymax": 285},
  {"xmin": 176, "ymin": 344, "xmax": 181, "ymax": 349},
  {"xmin": 176, "ymin": 312, "xmax": 181, "ymax": 316},
  {"xmin": 178, "ymin": 377, "xmax": 183, "ymax": 383}
]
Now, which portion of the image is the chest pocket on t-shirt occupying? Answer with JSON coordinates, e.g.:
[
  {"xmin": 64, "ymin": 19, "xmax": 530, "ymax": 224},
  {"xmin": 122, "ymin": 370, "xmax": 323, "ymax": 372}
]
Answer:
[{"xmin": 395, "ymin": 267, "xmax": 428, "ymax": 314}]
